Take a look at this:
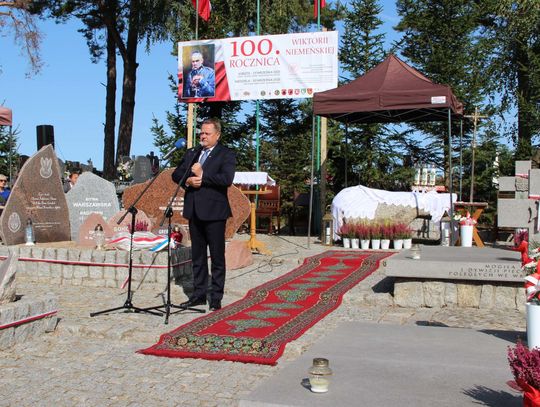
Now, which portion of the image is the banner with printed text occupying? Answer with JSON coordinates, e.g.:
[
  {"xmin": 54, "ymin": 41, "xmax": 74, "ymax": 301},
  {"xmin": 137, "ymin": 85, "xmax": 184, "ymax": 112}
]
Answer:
[{"xmin": 178, "ymin": 31, "xmax": 338, "ymax": 102}]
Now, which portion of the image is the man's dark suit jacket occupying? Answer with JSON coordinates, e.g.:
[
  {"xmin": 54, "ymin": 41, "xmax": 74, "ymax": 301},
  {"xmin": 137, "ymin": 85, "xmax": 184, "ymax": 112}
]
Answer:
[{"xmin": 172, "ymin": 143, "xmax": 236, "ymax": 221}]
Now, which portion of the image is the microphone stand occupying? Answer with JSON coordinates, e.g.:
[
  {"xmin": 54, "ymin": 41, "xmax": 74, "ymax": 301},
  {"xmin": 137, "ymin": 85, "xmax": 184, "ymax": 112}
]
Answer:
[
  {"xmin": 90, "ymin": 158, "xmax": 176, "ymax": 318},
  {"xmin": 142, "ymin": 148, "xmax": 206, "ymax": 324}
]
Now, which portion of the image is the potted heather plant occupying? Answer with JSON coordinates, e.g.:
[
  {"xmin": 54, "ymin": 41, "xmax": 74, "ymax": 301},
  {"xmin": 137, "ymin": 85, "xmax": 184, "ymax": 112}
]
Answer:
[
  {"xmin": 349, "ymin": 219, "xmax": 360, "ymax": 249},
  {"xmin": 339, "ymin": 223, "xmax": 351, "ymax": 249},
  {"xmin": 392, "ymin": 222, "xmax": 406, "ymax": 250},
  {"xmin": 380, "ymin": 221, "xmax": 393, "ymax": 250},
  {"xmin": 403, "ymin": 224, "xmax": 413, "ymax": 249},
  {"xmin": 507, "ymin": 340, "xmax": 540, "ymax": 405},
  {"xmin": 357, "ymin": 221, "xmax": 371, "ymax": 250},
  {"xmin": 370, "ymin": 223, "xmax": 382, "ymax": 250}
]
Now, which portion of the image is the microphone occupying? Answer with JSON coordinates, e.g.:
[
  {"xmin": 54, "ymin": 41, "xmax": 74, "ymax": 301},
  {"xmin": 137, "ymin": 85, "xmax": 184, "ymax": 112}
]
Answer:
[{"xmin": 162, "ymin": 138, "xmax": 186, "ymax": 161}]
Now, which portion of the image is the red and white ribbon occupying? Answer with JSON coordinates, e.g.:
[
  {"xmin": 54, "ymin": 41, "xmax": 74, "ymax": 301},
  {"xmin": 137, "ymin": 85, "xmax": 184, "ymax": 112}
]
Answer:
[
  {"xmin": 0, "ymin": 310, "xmax": 58, "ymax": 330},
  {"xmin": 525, "ymin": 273, "xmax": 540, "ymax": 302}
]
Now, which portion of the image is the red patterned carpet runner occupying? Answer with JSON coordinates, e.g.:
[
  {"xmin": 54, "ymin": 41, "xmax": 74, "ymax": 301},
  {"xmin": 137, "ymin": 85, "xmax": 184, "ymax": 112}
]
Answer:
[{"xmin": 139, "ymin": 250, "xmax": 393, "ymax": 365}]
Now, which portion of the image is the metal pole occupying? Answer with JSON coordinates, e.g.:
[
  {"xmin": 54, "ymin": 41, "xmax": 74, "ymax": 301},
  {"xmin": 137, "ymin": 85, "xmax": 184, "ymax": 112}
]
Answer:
[
  {"xmin": 344, "ymin": 123, "xmax": 349, "ymax": 187},
  {"xmin": 308, "ymin": 114, "xmax": 316, "ymax": 249},
  {"xmin": 448, "ymin": 109, "xmax": 454, "ymax": 245},
  {"xmin": 8, "ymin": 125, "xmax": 12, "ymax": 183},
  {"xmin": 469, "ymin": 107, "xmax": 479, "ymax": 203},
  {"xmin": 459, "ymin": 120, "xmax": 463, "ymax": 201},
  {"xmin": 255, "ymin": 0, "xmax": 260, "ymax": 172}
]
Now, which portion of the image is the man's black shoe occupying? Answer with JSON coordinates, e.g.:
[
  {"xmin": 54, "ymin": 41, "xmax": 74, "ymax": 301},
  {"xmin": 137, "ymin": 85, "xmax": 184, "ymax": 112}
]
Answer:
[
  {"xmin": 209, "ymin": 301, "xmax": 221, "ymax": 311},
  {"xmin": 180, "ymin": 298, "xmax": 206, "ymax": 308}
]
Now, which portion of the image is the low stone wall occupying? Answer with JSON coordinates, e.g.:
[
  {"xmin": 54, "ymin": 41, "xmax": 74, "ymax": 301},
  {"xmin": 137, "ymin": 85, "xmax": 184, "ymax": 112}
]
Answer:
[
  {"xmin": 0, "ymin": 245, "xmax": 192, "ymax": 290},
  {"xmin": 0, "ymin": 293, "xmax": 59, "ymax": 350},
  {"xmin": 393, "ymin": 278, "xmax": 524, "ymax": 311}
]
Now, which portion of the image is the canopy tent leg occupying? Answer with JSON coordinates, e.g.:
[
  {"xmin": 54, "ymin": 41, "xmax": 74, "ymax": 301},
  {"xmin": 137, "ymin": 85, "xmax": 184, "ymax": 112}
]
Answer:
[
  {"xmin": 344, "ymin": 123, "xmax": 349, "ymax": 187},
  {"xmin": 307, "ymin": 114, "xmax": 317, "ymax": 249},
  {"xmin": 459, "ymin": 120, "xmax": 463, "ymax": 201},
  {"xmin": 8, "ymin": 125, "xmax": 13, "ymax": 183},
  {"xmin": 448, "ymin": 108, "xmax": 455, "ymax": 245}
]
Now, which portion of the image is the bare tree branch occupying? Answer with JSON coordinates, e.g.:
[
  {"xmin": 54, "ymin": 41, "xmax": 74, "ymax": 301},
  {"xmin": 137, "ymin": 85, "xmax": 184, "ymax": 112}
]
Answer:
[{"xmin": 0, "ymin": 0, "xmax": 43, "ymax": 75}]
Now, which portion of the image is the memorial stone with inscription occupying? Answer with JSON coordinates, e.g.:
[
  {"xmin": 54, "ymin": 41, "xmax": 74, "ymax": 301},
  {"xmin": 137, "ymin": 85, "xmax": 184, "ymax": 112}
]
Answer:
[
  {"xmin": 107, "ymin": 209, "xmax": 154, "ymax": 236},
  {"xmin": 66, "ymin": 172, "xmax": 120, "ymax": 240},
  {"xmin": 132, "ymin": 156, "xmax": 153, "ymax": 184},
  {"xmin": 77, "ymin": 213, "xmax": 114, "ymax": 247},
  {"xmin": 122, "ymin": 169, "xmax": 250, "ymax": 239},
  {"xmin": 0, "ymin": 145, "xmax": 70, "ymax": 245}
]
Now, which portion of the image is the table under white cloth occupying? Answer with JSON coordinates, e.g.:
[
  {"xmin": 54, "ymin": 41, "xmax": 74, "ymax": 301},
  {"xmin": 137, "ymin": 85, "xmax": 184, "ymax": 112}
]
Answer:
[
  {"xmin": 331, "ymin": 185, "xmax": 455, "ymax": 239},
  {"xmin": 233, "ymin": 172, "xmax": 276, "ymax": 186}
]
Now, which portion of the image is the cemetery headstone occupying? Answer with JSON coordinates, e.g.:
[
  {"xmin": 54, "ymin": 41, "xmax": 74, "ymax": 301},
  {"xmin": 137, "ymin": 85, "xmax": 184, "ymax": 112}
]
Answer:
[
  {"xmin": 66, "ymin": 172, "xmax": 120, "ymax": 241},
  {"xmin": 77, "ymin": 213, "xmax": 114, "ymax": 247},
  {"xmin": 0, "ymin": 145, "xmax": 70, "ymax": 245},
  {"xmin": 132, "ymin": 155, "xmax": 153, "ymax": 184},
  {"xmin": 498, "ymin": 159, "xmax": 540, "ymax": 242},
  {"xmin": 122, "ymin": 169, "xmax": 250, "ymax": 239},
  {"xmin": 107, "ymin": 209, "xmax": 154, "ymax": 236}
]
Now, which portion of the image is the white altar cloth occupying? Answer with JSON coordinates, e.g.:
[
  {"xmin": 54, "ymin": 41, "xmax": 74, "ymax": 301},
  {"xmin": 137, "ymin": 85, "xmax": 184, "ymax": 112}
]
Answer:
[
  {"xmin": 233, "ymin": 172, "xmax": 276, "ymax": 186},
  {"xmin": 331, "ymin": 185, "xmax": 455, "ymax": 239}
]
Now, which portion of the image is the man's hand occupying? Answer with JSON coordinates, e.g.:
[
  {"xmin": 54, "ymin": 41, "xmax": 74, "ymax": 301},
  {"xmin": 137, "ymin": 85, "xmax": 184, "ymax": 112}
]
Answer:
[
  {"xmin": 187, "ymin": 176, "xmax": 202, "ymax": 188},
  {"xmin": 191, "ymin": 162, "xmax": 203, "ymax": 177},
  {"xmin": 191, "ymin": 74, "xmax": 203, "ymax": 86}
]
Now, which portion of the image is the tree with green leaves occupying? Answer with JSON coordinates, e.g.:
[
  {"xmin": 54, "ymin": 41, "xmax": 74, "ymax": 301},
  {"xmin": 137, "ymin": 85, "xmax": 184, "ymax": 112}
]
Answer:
[
  {"xmin": 330, "ymin": 0, "xmax": 415, "ymax": 192},
  {"xmin": 35, "ymin": 0, "xmax": 180, "ymax": 179},
  {"xmin": 394, "ymin": 0, "xmax": 496, "ymax": 195},
  {"xmin": 0, "ymin": 125, "xmax": 18, "ymax": 180},
  {"xmin": 478, "ymin": 0, "xmax": 540, "ymax": 160}
]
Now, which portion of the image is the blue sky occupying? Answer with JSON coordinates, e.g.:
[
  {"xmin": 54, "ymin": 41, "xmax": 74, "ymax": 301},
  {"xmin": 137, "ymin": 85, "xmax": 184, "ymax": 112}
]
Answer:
[{"xmin": 1, "ymin": 1, "xmax": 401, "ymax": 171}]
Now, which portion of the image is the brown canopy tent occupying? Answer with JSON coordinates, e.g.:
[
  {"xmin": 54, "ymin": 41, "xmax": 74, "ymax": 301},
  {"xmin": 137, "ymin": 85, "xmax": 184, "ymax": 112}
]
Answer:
[
  {"xmin": 313, "ymin": 54, "xmax": 463, "ymax": 122},
  {"xmin": 0, "ymin": 106, "xmax": 12, "ymax": 126},
  {"xmin": 313, "ymin": 54, "xmax": 464, "ymax": 243},
  {"xmin": 0, "ymin": 106, "xmax": 14, "ymax": 182}
]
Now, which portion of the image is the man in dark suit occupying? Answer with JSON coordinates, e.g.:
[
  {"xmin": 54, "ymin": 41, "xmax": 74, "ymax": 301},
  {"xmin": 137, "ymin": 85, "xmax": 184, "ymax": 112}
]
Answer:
[{"xmin": 172, "ymin": 118, "xmax": 236, "ymax": 311}]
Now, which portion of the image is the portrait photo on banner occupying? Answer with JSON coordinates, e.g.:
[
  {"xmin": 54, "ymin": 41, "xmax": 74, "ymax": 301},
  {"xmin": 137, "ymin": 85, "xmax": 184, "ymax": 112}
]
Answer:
[{"xmin": 181, "ymin": 44, "xmax": 216, "ymax": 99}]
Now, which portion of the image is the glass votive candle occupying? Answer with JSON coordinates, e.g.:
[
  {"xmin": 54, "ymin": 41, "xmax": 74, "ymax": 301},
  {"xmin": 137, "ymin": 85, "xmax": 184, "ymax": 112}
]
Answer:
[
  {"xmin": 410, "ymin": 244, "xmax": 421, "ymax": 260},
  {"xmin": 308, "ymin": 357, "xmax": 333, "ymax": 393}
]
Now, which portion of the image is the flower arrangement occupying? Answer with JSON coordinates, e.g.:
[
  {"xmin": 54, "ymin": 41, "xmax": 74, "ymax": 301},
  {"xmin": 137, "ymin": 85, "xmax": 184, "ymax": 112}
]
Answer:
[
  {"xmin": 525, "ymin": 270, "xmax": 540, "ymax": 305},
  {"xmin": 516, "ymin": 229, "xmax": 530, "ymax": 246},
  {"xmin": 338, "ymin": 223, "xmax": 352, "ymax": 239},
  {"xmin": 370, "ymin": 223, "xmax": 382, "ymax": 239},
  {"xmin": 454, "ymin": 211, "xmax": 477, "ymax": 226},
  {"xmin": 128, "ymin": 220, "xmax": 149, "ymax": 233},
  {"xmin": 393, "ymin": 222, "xmax": 412, "ymax": 239},
  {"xmin": 507, "ymin": 341, "xmax": 540, "ymax": 405},
  {"xmin": 380, "ymin": 221, "xmax": 394, "ymax": 240},
  {"xmin": 117, "ymin": 161, "xmax": 133, "ymax": 180},
  {"xmin": 355, "ymin": 221, "xmax": 371, "ymax": 240}
]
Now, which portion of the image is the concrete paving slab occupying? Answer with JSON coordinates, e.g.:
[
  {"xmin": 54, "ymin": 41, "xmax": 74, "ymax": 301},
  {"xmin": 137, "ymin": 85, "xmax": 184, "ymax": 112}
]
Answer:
[{"xmin": 240, "ymin": 322, "xmax": 522, "ymax": 407}]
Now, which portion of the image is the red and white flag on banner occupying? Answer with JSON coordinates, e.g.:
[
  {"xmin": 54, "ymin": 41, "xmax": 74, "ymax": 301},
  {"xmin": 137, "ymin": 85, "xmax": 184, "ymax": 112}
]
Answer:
[
  {"xmin": 313, "ymin": 0, "xmax": 326, "ymax": 18},
  {"xmin": 192, "ymin": 0, "xmax": 211, "ymax": 21}
]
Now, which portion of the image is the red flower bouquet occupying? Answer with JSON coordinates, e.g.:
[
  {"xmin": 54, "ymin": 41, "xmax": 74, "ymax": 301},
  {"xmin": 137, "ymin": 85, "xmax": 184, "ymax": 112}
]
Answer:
[{"xmin": 508, "ymin": 341, "xmax": 540, "ymax": 406}]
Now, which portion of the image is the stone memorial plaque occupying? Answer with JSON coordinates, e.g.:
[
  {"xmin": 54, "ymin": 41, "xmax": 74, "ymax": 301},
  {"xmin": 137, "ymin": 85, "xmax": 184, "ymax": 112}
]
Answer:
[
  {"xmin": 77, "ymin": 213, "xmax": 114, "ymax": 247},
  {"xmin": 385, "ymin": 246, "xmax": 523, "ymax": 282},
  {"xmin": 132, "ymin": 156, "xmax": 153, "ymax": 184},
  {"xmin": 122, "ymin": 169, "xmax": 250, "ymax": 239},
  {"xmin": 107, "ymin": 209, "xmax": 154, "ymax": 236},
  {"xmin": 0, "ymin": 145, "xmax": 70, "ymax": 245},
  {"xmin": 66, "ymin": 172, "xmax": 120, "ymax": 240}
]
